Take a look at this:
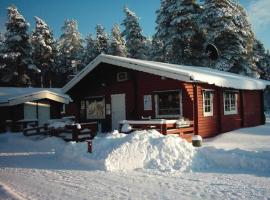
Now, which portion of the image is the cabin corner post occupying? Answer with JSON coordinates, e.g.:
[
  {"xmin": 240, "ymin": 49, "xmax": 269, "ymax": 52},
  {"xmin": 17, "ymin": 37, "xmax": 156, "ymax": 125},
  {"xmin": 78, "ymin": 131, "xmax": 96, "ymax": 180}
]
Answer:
[
  {"xmin": 193, "ymin": 83, "xmax": 199, "ymax": 135},
  {"xmin": 261, "ymin": 90, "xmax": 265, "ymax": 125},
  {"xmin": 240, "ymin": 90, "xmax": 245, "ymax": 127}
]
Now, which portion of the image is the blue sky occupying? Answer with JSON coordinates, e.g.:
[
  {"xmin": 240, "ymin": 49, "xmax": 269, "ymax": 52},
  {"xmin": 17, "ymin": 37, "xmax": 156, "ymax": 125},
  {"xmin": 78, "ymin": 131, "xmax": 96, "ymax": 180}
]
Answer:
[{"xmin": 0, "ymin": 0, "xmax": 269, "ymax": 50}]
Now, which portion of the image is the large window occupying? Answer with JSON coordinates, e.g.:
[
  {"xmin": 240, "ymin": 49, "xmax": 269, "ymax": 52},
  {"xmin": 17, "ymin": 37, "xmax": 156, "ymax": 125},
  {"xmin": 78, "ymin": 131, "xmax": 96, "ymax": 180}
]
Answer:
[
  {"xmin": 80, "ymin": 96, "xmax": 105, "ymax": 120},
  {"xmin": 154, "ymin": 90, "xmax": 182, "ymax": 118},
  {"xmin": 203, "ymin": 90, "xmax": 213, "ymax": 117},
  {"xmin": 224, "ymin": 91, "xmax": 237, "ymax": 115}
]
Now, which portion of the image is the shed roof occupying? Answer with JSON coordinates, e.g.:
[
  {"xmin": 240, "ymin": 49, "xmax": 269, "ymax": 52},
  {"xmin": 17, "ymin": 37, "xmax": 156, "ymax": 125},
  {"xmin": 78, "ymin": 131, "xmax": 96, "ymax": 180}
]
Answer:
[
  {"xmin": 63, "ymin": 54, "xmax": 270, "ymax": 93},
  {"xmin": 0, "ymin": 87, "xmax": 72, "ymax": 106}
]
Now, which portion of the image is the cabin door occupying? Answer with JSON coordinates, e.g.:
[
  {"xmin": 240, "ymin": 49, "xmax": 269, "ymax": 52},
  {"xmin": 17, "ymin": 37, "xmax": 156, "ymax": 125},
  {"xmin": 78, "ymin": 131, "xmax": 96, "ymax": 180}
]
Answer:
[
  {"xmin": 111, "ymin": 94, "xmax": 126, "ymax": 131},
  {"xmin": 37, "ymin": 102, "xmax": 50, "ymax": 125},
  {"xmin": 24, "ymin": 102, "xmax": 37, "ymax": 120}
]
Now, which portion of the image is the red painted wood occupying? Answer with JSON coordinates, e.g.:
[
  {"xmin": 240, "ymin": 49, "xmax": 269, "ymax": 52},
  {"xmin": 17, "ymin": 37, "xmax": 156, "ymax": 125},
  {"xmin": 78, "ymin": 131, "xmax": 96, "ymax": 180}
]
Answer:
[
  {"xmin": 242, "ymin": 90, "xmax": 263, "ymax": 127},
  {"xmin": 196, "ymin": 84, "xmax": 219, "ymax": 138}
]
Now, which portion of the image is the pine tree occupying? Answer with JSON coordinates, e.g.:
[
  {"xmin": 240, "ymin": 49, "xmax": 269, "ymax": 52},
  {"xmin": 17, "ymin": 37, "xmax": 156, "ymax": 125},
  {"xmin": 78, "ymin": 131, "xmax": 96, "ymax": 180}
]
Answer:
[
  {"xmin": 108, "ymin": 24, "xmax": 127, "ymax": 57},
  {"xmin": 95, "ymin": 24, "xmax": 108, "ymax": 55},
  {"xmin": 150, "ymin": 36, "xmax": 165, "ymax": 62},
  {"xmin": 253, "ymin": 40, "xmax": 270, "ymax": 80},
  {"xmin": 154, "ymin": 0, "xmax": 173, "ymax": 62},
  {"xmin": 83, "ymin": 33, "xmax": 96, "ymax": 66},
  {"xmin": 122, "ymin": 7, "xmax": 148, "ymax": 59},
  {"xmin": 57, "ymin": 19, "xmax": 84, "ymax": 84},
  {"xmin": 154, "ymin": 0, "xmax": 204, "ymax": 65},
  {"xmin": 0, "ymin": 6, "xmax": 34, "ymax": 86},
  {"xmin": 200, "ymin": 0, "xmax": 254, "ymax": 75},
  {"xmin": 31, "ymin": 16, "xmax": 56, "ymax": 87}
]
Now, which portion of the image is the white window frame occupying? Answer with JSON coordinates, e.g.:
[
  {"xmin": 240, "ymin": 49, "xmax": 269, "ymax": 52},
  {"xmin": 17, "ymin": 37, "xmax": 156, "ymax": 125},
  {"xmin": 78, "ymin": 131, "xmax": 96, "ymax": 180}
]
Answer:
[
  {"xmin": 203, "ymin": 90, "xmax": 214, "ymax": 117},
  {"xmin": 223, "ymin": 91, "xmax": 238, "ymax": 115},
  {"xmin": 154, "ymin": 90, "xmax": 182, "ymax": 118},
  {"xmin": 117, "ymin": 72, "xmax": 128, "ymax": 82}
]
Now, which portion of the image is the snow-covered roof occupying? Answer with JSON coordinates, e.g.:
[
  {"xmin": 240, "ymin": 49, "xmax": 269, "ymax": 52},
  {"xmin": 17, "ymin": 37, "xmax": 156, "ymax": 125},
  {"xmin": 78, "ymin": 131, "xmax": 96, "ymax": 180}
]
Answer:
[
  {"xmin": 63, "ymin": 54, "xmax": 270, "ymax": 93},
  {"xmin": 0, "ymin": 87, "xmax": 72, "ymax": 106}
]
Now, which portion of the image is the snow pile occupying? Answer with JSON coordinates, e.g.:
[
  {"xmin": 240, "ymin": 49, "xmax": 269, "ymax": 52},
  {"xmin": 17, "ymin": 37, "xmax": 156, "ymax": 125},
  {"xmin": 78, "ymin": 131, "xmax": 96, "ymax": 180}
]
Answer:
[
  {"xmin": 61, "ymin": 130, "xmax": 196, "ymax": 172},
  {"xmin": 61, "ymin": 129, "xmax": 270, "ymax": 174},
  {"xmin": 1, "ymin": 124, "xmax": 270, "ymax": 174},
  {"xmin": 96, "ymin": 130, "xmax": 195, "ymax": 172}
]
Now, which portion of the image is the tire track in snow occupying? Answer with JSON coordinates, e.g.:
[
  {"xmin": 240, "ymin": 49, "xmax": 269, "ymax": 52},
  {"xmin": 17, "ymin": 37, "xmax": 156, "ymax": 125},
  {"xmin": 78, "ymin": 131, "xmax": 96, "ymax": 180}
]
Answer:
[{"xmin": 0, "ymin": 181, "xmax": 25, "ymax": 200}]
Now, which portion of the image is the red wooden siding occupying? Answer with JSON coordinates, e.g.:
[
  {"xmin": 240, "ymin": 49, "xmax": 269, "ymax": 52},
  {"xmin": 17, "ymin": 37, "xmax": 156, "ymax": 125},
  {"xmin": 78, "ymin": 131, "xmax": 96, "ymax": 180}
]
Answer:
[
  {"xmin": 218, "ymin": 89, "xmax": 242, "ymax": 133},
  {"xmin": 135, "ymin": 72, "xmax": 194, "ymax": 120},
  {"xmin": 196, "ymin": 85, "xmax": 219, "ymax": 138},
  {"xmin": 242, "ymin": 90, "xmax": 264, "ymax": 127}
]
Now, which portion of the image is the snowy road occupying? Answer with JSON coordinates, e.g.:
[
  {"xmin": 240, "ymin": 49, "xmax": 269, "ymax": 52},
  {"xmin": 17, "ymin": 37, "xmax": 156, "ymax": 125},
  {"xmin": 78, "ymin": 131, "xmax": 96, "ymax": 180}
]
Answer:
[
  {"xmin": 1, "ymin": 168, "xmax": 270, "ymax": 200},
  {"xmin": 1, "ymin": 123, "xmax": 270, "ymax": 200}
]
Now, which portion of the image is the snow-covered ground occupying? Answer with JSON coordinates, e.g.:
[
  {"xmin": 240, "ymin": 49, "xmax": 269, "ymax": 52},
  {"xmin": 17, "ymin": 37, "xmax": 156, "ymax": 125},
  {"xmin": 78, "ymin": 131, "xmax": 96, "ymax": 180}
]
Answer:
[{"xmin": 0, "ymin": 122, "xmax": 270, "ymax": 199}]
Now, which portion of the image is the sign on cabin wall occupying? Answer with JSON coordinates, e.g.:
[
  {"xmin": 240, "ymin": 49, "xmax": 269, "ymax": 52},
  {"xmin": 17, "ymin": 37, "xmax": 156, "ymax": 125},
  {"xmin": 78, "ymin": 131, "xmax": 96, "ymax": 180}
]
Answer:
[
  {"xmin": 144, "ymin": 95, "xmax": 152, "ymax": 111},
  {"xmin": 86, "ymin": 97, "xmax": 105, "ymax": 119}
]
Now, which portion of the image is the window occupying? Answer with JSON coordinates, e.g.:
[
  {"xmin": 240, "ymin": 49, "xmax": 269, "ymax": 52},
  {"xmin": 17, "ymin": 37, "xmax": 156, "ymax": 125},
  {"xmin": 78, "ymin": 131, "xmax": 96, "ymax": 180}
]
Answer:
[
  {"xmin": 203, "ymin": 90, "xmax": 213, "ymax": 117},
  {"xmin": 117, "ymin": 72, "xmax": 128, "ymax": 82},
  {"xmin": 224, "ymin": 91, "xmax": 237, "ymax": 115},
  {"xmin": 85, "ymin": 96, "xmax": 105, "ymax": 119},
  {"xmin": 154, "ymin": 90, "xmax": 182, "ymax": 118}
]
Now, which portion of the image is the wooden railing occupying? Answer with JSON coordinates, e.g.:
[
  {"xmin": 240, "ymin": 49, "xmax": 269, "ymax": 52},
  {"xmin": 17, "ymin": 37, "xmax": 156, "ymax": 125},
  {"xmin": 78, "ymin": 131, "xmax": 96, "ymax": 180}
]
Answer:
[
  {"xmin": 23, "ymin": 122, "xmax": 97, "ymax": 143},
  {"xmin": 119, "ymin": 119, "xmax": 194, "ymax": 142},
  {"xmin": 65, "ymin": 122, "xmax": 97, "ymax": 142}
]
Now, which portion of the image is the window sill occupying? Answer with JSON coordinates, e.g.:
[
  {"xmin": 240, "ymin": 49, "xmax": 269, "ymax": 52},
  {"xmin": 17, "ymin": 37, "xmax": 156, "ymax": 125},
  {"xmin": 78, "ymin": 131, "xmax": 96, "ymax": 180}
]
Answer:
[
  {"xmin": 155, "ymin": 114, "xmax": 181, "ymax": 119},
  {"xmin": 224, "ymin": 111, "xmax": 238, "ymax": 115},
  {"xmin": 203, "ymin": 112, "xmax": 213, "ymax": 117}
]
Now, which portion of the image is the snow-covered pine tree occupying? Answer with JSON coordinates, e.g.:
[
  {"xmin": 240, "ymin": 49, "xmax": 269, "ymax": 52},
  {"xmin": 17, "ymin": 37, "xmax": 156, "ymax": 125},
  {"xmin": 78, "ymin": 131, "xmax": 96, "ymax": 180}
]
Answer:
[
  {"xmin": 144, "ymin": 37, "xmax": 152, "ymax": 59},
  {"xmin": 154, "ymin": 0, "xmax": 173, "ymax": 62},
  {"xmin": 0, "ymin": 6, "xmax": 34, "ymax": 86},
  {"xmin": 108, "ymin": 24, "xmax": 127, "ymax": 57},
  {"xmin": 168, "ymin": 0, "xmax": 203, "ymax": 64},
  {"xmin": 83, "ymin": 33, "xmax": 96, "ymax": 66},
  {"xmin": 200, "ymin": 0, "xmax": 254, "ymax": 75},
  {"xmin": 0, "ymin": 33, "xmax": 4, "ymax": 47},
  {"xmin": 122, "ymin": 7, "xmax": 148, "ymax": 60},
  {"xmin": 31, "ymin": 16, "xmax": 56, "ymax": 87},
  {"xmin": 95, "ymin": 24, "xmax": 108, "ymax": 55},
  {"xmin": 57, "ymin": 19, "xmax": 84, "ymax": 84},
  {"xmin": 150, "ymin": 36, "xmax": 165, "ymax": 62},
  {"xmin": 253, "ymin": 40, "xmax": 270, "ymax": 80}
]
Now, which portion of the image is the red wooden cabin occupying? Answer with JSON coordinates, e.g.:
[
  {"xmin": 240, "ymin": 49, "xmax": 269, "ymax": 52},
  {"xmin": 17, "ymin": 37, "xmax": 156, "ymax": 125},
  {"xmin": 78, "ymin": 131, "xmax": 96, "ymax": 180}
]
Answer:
[{"xmin": 63, "ymin": 54, "xmax": 270, "ymax": 138}]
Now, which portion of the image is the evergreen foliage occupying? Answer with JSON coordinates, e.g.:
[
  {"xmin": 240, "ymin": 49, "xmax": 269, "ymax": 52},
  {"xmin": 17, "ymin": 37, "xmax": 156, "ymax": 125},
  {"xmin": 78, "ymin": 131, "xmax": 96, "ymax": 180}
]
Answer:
[
  {"xmin": 94, "ymin": 24, "xmax": 109, "ymax": 55},
  {"xmin": 57, "ymin": 19, "xmax": 84, "ymax": 85},
  {"xmin": 122, "ymin": 7, "xmax": 148, "ymax": 59},
  {"xmin": 155, "ymin": 0, "xmax": 204, "ymax": 65},
  {"xmin": 31, "ymin": 16, "xmax": 57, "ymax": 87},
  {"xmin": 108, "ymin": 24, "xmax": 127, "ymax": 57},
  {"xmin": 83, "ymin": 33, "xmax": 96, "ymax": 66},
  {"xmin": 200, "ymin": 0, "xmax": 255, "ymax": 75},
  {"xmin": 0, "ymin": 6, "xmax": 33, "ymax": 86}
]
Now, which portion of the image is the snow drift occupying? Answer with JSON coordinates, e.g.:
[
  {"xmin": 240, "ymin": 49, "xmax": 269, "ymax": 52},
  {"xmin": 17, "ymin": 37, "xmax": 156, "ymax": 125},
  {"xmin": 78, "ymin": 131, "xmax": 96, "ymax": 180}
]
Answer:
[
  {"xmin": 1, "ymin": 130, "xmax": 270, "ymax": 175},
  {"xmin": 59, "ymin": 130, "xmax": 270, "ymax": 174}
]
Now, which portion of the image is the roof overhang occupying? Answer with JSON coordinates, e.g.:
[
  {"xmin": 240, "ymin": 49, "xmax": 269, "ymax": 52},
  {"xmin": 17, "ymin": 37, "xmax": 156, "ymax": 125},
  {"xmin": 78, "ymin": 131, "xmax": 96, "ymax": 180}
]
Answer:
[
  {"xmin": 63, "ymin": 54, "xmax": 270, "ymax": 93},
  {"xmin": 0, "ymin": 90, "xmax": 72, "ymax": 107},
  {"xmin": 62, "ymin": 54, "xmax": 193, "ymax": 93}
]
